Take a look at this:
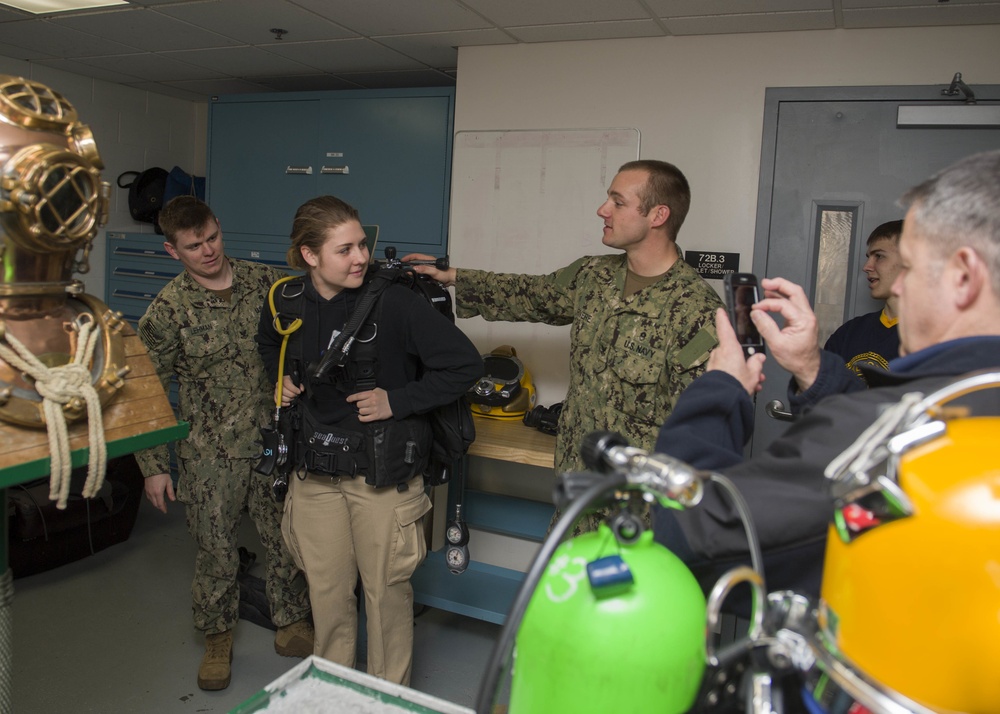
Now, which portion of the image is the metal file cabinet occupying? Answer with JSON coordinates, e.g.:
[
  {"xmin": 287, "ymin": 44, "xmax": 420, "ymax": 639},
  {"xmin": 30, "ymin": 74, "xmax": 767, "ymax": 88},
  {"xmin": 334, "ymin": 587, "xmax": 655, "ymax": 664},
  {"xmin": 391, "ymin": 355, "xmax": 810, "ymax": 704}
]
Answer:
[
  {"xmin": 105, "ymin": 231, "xmax": 180, "ymax": 326},
  {"xmin": 104, "ymin": 231, "xmax": 289, "ymax": 327},
  {"xmin": 207, "ymin": 87, "xmax": 455, "ymax": 260}
]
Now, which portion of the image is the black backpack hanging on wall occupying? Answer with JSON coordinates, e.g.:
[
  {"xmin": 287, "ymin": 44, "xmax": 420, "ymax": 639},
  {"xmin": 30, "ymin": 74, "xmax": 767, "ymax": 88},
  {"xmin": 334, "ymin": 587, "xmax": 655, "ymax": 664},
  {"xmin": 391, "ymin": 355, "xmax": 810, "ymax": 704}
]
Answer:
[
  {"xmin": 117, "ymin": 167, "xmax": 169, "ymax": 233},
  {"xmin": 163, "ymin": 165, "xmax": 207, "ymax": 206}
]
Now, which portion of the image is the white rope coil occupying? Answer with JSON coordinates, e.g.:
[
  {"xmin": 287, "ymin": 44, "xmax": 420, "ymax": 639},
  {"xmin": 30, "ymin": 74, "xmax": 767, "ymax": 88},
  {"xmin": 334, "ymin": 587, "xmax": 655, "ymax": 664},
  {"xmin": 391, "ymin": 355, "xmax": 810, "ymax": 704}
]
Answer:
[{"xmin": 0, "ymin": 316, "xmax": 107, "ymax": 510}]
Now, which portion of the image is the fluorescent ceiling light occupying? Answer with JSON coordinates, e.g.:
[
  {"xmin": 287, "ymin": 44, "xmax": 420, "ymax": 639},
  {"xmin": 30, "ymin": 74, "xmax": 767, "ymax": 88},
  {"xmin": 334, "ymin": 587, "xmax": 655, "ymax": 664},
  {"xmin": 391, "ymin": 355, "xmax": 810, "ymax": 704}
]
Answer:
[
  {"xmin": 1, "ymin": 0, "xmax": 127, "ymax": 13},
  {"xmin": 898, "ymin": 105, "xmax": 1000, "ymax": 128}
]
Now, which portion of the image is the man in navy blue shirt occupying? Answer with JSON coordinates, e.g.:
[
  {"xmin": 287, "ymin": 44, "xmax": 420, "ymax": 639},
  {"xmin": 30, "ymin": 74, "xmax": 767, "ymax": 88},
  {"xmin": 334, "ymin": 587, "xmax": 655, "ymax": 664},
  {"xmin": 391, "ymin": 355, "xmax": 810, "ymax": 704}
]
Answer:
[{"xmin": 823, "ymin": 220, "xmax": 903, "ymax": 382}]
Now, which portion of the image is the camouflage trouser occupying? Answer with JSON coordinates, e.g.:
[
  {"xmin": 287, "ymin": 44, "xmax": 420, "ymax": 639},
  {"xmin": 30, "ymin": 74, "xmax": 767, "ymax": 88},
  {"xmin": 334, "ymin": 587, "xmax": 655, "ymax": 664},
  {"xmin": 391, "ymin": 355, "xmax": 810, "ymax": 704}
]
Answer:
[
  {"xmin": 177, "ymin": 456, "xmax": 310, "ymax": 634},
  {"xmin": 548, "ymin": 500, "xmax": 653, "ymax": 538}
]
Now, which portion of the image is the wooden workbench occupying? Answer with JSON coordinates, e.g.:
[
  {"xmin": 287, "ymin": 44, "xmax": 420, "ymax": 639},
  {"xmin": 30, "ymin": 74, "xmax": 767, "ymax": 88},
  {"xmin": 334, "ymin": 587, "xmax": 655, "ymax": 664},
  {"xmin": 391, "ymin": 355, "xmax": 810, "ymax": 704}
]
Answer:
[
  {"xmin": 466, "ymin": 417, "xmax": 555, "ymax": 469},
  {"xmin": 0, "ymin": 330, "xmax": 186, "ymax": 487}
]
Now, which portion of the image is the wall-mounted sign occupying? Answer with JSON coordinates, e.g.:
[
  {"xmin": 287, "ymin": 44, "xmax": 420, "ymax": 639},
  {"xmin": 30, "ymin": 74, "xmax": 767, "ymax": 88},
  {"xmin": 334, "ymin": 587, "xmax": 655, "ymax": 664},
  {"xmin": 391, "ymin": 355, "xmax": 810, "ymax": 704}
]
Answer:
[{"xmin": 684, "ymin": 250, "xmax": 740, "ymax": 279}]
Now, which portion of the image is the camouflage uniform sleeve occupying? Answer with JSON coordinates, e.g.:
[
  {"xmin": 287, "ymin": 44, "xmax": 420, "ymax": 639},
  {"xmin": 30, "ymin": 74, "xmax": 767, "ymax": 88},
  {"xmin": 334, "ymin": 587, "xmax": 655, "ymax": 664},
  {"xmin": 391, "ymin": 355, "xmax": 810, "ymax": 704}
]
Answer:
[
  {"xmin": 662, "ymin": 274, "xmax": 723, "ymax": 413},
  {"xmin": 453, "ymin": 257, "xmax": 590, "ymax": 325},
  {"xmin": 260, "ymin": 264, "xmax": 289, "ymax": 290},
  {"xmin": 134, "ymin": 294, "xmax": 181, "ymax": 477}
]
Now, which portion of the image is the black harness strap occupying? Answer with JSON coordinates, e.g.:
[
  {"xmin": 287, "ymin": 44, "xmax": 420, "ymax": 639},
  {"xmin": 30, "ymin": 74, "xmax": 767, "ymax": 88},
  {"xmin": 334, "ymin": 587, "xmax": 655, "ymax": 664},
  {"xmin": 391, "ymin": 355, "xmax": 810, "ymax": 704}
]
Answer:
[{"xmin": 313, "ymin": 269, "xmax": 403, "ymax": 379}]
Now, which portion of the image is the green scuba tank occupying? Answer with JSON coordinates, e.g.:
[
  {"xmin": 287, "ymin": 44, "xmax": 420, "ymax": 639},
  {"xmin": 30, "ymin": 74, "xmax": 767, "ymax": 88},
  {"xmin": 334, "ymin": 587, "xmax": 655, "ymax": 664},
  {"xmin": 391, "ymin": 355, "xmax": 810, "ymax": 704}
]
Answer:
[{"xmin": 509, "ymin": 525, "xmax": 706, "ymax": 713}]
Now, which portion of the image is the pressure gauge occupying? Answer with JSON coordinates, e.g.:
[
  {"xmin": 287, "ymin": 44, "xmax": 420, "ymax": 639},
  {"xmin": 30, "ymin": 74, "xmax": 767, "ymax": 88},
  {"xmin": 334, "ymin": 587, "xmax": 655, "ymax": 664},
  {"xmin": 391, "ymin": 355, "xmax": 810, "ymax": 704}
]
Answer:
[
  {"xmin": 444, "ymin": 505, "xmax": 469, "ymax": 572},
  {"xmin": 446, "ymin": 544, "xmax": 470, "ymax": 574},
  {"xmin": 445, "ymin": 519, "xmax": 469, "ymax": 547}
]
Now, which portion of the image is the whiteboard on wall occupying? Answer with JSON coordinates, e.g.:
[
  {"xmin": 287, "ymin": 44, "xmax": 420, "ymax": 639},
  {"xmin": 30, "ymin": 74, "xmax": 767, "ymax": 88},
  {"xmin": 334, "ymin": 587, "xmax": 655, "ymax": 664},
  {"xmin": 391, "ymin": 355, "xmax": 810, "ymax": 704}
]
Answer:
[{"xmin": 448, "ymin": 128, "xmax": 640, "ymax": 406}]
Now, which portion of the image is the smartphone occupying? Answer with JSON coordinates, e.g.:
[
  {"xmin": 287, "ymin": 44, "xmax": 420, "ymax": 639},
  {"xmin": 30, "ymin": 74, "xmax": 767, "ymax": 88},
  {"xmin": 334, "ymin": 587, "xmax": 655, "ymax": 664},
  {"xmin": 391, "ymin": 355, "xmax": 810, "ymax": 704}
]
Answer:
[{"xmin": 724, "ymin": 273, "xmax": 764, "ymax": 357}]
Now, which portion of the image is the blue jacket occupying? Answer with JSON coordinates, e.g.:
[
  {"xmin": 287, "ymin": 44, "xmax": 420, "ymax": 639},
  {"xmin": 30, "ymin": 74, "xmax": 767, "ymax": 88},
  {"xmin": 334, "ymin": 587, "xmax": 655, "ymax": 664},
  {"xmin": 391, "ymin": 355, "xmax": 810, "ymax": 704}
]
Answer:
[{"xmin": 652, "ymin": 337, "xmax": 1000, "ymax": 607}]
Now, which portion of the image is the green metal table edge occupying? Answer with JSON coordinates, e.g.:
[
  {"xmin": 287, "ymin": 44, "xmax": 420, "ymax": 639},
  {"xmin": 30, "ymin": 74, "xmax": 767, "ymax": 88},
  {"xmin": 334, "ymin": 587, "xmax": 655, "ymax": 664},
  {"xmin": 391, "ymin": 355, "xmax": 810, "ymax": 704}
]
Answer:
[
  {"xmin": 0, "ymin": 421, "xmax": 189, "ymax": 489},
  {"xmin": 0, "ymin": 421, "xmax": 189, "ymax": 571}
]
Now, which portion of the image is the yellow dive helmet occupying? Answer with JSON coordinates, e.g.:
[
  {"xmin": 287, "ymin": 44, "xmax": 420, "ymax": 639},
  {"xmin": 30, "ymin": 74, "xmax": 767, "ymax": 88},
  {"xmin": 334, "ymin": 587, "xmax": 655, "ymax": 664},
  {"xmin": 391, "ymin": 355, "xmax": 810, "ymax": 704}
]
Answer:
[
  {"xmin": 467, "ymin": 344, "xmax": 536, "ymax": 419},
  {"xmin": 810, "ymin": 371, "xmax": 1000, "ymax": 714}
]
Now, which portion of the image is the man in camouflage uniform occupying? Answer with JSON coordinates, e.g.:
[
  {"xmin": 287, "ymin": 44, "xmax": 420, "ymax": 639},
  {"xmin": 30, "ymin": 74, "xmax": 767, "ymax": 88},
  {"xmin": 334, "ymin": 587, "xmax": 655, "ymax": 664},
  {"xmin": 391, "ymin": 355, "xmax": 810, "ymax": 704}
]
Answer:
[
  {"xmin": 408, "ymin": 160, "xmax": 722, "ymax": 530},
  {"xmin": 137, "ymin": 197, "xmax": 312, "ymax": 691}
]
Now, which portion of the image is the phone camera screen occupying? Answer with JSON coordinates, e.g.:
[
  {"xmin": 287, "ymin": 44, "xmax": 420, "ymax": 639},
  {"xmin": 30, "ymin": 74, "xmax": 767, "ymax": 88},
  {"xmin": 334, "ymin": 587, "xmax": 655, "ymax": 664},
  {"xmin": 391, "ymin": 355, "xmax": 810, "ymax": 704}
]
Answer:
[{"xmin": 734, "ymin": 284, "xmax": 762, "ymax": 353}]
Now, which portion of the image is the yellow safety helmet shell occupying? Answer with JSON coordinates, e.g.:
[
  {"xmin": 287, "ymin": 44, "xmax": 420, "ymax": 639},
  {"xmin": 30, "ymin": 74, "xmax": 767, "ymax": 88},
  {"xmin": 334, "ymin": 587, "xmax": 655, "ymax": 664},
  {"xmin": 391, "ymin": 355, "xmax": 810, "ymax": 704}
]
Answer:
[
  {"xmin": 820, "ymin": 415, "xmax": 1000, "ymax": 713},
  {"xmin": 468, "ymin": 345, "xmax": 537, "ymax": 420}
]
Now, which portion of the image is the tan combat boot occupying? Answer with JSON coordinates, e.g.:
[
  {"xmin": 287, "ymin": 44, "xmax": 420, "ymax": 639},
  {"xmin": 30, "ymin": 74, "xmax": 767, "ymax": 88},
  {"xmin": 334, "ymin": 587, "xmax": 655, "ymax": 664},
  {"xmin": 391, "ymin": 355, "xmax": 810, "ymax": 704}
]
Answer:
[
  {"xmin": 197, "ymin": 630, "xmax": 233, "ymax": 690},
  {"xmin": 274, "ymin": 618, "xmax": 314, "ymax": 658}
]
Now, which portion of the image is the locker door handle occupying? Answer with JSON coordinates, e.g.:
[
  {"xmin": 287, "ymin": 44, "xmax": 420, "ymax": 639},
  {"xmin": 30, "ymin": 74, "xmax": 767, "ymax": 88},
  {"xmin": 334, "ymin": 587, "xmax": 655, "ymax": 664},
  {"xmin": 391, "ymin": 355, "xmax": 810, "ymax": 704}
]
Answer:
[
  {"xmin": 321, "ymin": 165, "xmax": 349, "ymax": 175},
  {"xmin": 765, "ymin": 399, "xmax": 794, "ymax": 421},
  {"xmin": 285, "ymin": 166, "xmax": 313, "ymax": 175}
]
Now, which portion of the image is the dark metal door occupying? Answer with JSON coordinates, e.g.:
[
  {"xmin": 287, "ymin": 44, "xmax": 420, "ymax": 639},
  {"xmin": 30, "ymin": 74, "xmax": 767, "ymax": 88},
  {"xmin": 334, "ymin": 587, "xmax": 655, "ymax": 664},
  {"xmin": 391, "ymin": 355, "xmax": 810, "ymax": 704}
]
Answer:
[{"xmin": 750, "ymin": 84, "xmax": 1000, "ymax": 455}]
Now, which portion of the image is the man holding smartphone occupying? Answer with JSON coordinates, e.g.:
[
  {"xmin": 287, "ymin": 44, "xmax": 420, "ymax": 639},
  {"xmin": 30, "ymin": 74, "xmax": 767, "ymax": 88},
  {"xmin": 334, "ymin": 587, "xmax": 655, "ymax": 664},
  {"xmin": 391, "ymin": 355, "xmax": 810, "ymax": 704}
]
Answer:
[{"xmin": 652, "ymin": 149, "xmax": 1000, "ymax": 601}]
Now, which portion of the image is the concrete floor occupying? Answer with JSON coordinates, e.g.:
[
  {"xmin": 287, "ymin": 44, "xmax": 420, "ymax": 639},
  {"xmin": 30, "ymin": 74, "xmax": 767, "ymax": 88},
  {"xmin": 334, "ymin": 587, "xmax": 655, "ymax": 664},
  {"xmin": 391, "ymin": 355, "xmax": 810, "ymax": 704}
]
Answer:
[{"xmin": 11, "ymin": 498, "xmax": 504, "ymax": 713}]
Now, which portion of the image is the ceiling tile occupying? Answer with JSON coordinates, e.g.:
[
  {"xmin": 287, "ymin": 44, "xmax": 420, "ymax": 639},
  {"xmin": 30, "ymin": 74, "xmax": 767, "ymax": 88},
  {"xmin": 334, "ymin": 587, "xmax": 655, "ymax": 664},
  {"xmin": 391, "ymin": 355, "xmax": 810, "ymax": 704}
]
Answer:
[
  {"xmin": 122, "ymin": 79, "xmax": 218, "ymax": 102},
  {"xmin": 0, "ymin": 39, "xmax": 53, "ymax": 60},
  {"xmin": 0, "ymin": 5, "xmax": 29, "ymax": 20},
  {"xmin": 842, "ymin": 0, "xmax": 999, "ymax": 7},
  {"xmin": 292, "ymin": 0, "xmax": 492, "ymax": 35},
  {"xmin": 252, "ymin": 73, "xmax": 363, "ymax": 92},
  {"xmin": 510, "ymin": 19, "xmax": 664, "ymax": 43},
  {"xmin": 34, "ymin": 56, "xmax": 144, "ymax": 84},
  {"xmin": 157, "ymin": 0, "xmax": 356, "ymax": 44},
  {"xmin": 159, "ymin": 76, "xmax": 272, "ymax": 96},
  {"xmin": 663, "ymin": 10, "xmax": 835, "ymax": 34},
  {"xmin": 334, "ymin": 68, "xmax": 456, "ymax": 88},
  {"xmin": 162, "ymin": 46, "xmax": 320, "ymax": 77},
  {"xmin": 460, "ymin": 0, "xmax": 651, "ymax": 26},
  {"xmin": 123, "ymin": 0, "xmax": 212, "ymax": 5},
  {"xmin": 645, "ymin": 0, "xmax": 831, "ymax": 16},
  {"xmin": 49, "ymin": 5, "xmax": 240, "ymax": 52},
  {"xmin": 0, "ymin": 18, "xmax": 138, "ymax": 56},
  {"xmin": 843, "ymin": 4, "xmax": 1000, "ymax": 27},
  {"xmin": 76, "ymin": 51, "xmax": 225, "ymax": 81},
  {"xmin": 263, "ymin": 38, "xmax": 424, "ymax": 73},
  {"xmin": 375, "ymin": 29, "xmax": 514, "ymax": 68}
]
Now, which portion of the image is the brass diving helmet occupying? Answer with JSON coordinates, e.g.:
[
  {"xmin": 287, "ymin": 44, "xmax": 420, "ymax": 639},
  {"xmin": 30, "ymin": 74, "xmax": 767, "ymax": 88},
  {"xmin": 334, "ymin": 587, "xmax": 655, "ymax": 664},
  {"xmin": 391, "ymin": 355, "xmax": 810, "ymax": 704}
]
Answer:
[{"xmin": 0, "ymin": 73, "xmax": 127, "ymax": 428}]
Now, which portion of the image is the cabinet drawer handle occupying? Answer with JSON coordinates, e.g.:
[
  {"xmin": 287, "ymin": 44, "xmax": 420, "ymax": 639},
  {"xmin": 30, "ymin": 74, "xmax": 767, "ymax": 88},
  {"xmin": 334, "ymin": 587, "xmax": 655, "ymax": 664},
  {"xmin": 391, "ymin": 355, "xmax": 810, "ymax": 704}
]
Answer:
[
  {"xmin": 114, "ymin": 246, "xmax": 170, "ymax": 259},
  {"xmin": 285, "ymin": 166, "xmax": 313, "ymax": 175},
  {"xmin": 113, "ymin": 289, "xmax": 157, "ymax": 302},
  {"xmin": 114, "ymin": 267, "xmax": 175, "ymax": 281},
  {"xmin": 321, "ymin": 165, "xmax": 349, "ymax": 175}
]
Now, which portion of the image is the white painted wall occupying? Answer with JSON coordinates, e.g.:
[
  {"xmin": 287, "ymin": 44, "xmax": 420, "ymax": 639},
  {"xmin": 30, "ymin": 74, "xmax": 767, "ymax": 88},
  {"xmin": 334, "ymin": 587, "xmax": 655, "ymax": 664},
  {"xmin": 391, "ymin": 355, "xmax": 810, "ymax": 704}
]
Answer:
[
  {"xmin": 0, "ymin": 58, "xmax": 207, "ymax": 299},
  {"xmin": 450, "ymin": 25, "xmax": 1000, "ymax": 406}
]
